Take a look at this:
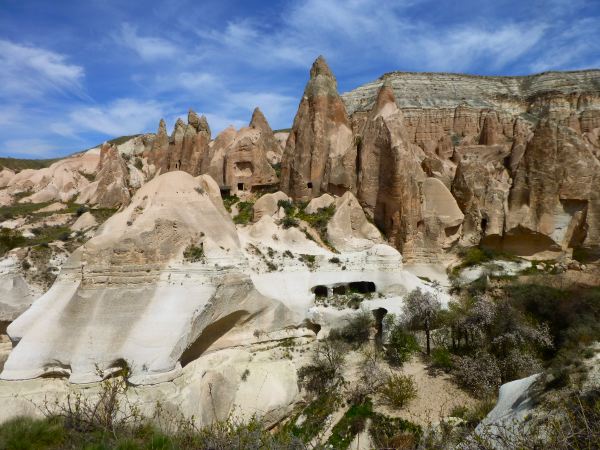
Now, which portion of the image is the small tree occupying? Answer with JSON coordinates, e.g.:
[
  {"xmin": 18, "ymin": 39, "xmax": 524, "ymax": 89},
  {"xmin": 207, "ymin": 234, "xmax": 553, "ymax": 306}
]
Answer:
[{"xmin": 402, "ymin": 288, "xmax": 442, "ymax": 355}]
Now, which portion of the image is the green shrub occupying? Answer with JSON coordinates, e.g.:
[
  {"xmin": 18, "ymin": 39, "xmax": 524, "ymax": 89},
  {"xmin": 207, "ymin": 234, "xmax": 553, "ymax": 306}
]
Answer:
[
  {"xmin": 299, "ymin": 254, "xmax": 316, "ymax": 270},
  {"xmin": 277, "ymin": 199, "xmax": 295, "ymax": 216},
  {"xmin": 183, "ymin": 244, "xmax": 204, "ymax": 262},
  {"xmin": 385, "ymin": 325, "xmax": 419, "ymax": 366},
  {"xmin": 0, "ymin": 416, "xmax": 65, "ymax": 450},
  {"xmin": 0, "ymin": 228, "xmax": 26, "ymax": 256},
  {"xmin": 326, "ymin": 399, "xmax": 373, "ymax": 449},
  {"xmin": 379, "ymin": 373, "xmax": 417, "ymax": 408},
  {"xmin": 369, "ymin": 413, "xmax": 421, "ymax": 449},
  {"xmin": 222, "ymin": 195, "xmax": 239, "ymax": 213},
  {"xmin": 430, "ymin": 347, "xmax": 453, "ymax": 371},
  {"xmin": 281, "ymin": 216, "xmax": 299, "ymax": 229},
  {"xmin": 233, "ymin": 201, "xmax": 253, "ymax": 225}
]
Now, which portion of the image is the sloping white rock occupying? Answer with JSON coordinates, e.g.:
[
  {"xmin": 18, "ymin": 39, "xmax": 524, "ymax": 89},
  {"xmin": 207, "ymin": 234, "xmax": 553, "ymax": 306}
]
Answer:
[
  {"xmin": 70, "ymin": 212, "xmax": 97, "ymax": 232},
  {"xmin": 305, "ymin": 193, "xmax": 335, "ymax": 214},
  {"xmin": 327, "ymin": 191, "xmax": 382, "ymax": 252}
]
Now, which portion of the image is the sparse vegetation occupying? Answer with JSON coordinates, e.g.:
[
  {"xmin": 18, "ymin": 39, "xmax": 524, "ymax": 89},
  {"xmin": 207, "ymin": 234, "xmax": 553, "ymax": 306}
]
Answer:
[
  {"xmin": 183, "ymin": 244, "xmax": 204, "ymax": 262},
  {"xmin": 233, "ymin": 201, "xmax": 253, "ymax": 225},
  {"xmin": 384, "ymin": 315, "xmax": 420, "ymax": 366},
  {"xmin": 379, "ymin": 373, "xmax": 417, "ymax": 408},
  {"xmin": 298, "ymin": 253, "xmax": 316, "ymax": 270},
  {"xmin": 221, "ymin": 194, "xmax": 239, "ymax": 213}
]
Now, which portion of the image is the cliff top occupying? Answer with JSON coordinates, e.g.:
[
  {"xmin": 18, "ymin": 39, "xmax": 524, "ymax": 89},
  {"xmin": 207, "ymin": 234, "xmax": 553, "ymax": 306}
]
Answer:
[{"xmin": 341, "ymin": 69, "xmax": 600, "ymax": 113}]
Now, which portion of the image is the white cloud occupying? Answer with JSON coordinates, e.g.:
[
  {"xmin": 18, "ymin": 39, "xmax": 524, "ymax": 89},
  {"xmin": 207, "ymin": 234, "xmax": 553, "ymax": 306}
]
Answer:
[
  {"xmin": 117, "ymin": 23, "xmax": 179, "ymax": 61},
  {"xmin": 62, "ymin": 98, "xmax": 166, "ymax": 137},
  {"xmin": 0, "ymin": 40, "xmax": 84, "ymax": 98}
]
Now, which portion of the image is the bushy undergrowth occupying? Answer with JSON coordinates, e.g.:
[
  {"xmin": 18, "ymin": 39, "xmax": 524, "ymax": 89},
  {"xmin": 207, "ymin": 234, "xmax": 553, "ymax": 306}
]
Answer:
[
  {"xmin": 233, "ymin": 201, "xmax": 254, "ymax": 225},
  {"xmin": 183, "ymin": 244, "xmax": 204, "ymax": 262},
  {"xmin": 277, "ymin": 200, "xmax": 336, "ymax": 248}
]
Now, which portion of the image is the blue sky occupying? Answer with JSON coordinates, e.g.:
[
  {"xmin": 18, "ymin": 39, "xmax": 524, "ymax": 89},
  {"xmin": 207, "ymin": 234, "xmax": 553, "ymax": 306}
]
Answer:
[{"xmin": 1, "ymin": 0, "xmax": 599, "ymax": 158}]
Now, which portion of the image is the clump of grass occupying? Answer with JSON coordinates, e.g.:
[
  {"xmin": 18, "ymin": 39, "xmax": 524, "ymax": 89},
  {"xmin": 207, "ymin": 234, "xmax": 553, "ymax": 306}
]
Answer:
[
  {"xmin": 222, "ymin": 195, "xmax": 240, "ymax": 213},
  {"xmin": 183, "ymin": 244, "xmax": 204, "ymax": 262},
  {"xmin": 299, "ymin": 254, "xmax": 317, "ymax": 270},
  {"xmin": 233, "ymin": 201, "xmax": 254, "ymax": 225}
]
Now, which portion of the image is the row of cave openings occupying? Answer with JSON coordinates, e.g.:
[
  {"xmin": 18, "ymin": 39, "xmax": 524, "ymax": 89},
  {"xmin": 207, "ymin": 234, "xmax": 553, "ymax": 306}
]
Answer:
[{"xmin": 311, "ymin": 281, "xmax": 387, "ymax": 344}]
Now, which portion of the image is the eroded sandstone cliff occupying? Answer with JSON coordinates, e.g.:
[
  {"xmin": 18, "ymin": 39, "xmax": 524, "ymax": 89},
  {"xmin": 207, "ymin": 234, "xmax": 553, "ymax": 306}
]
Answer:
[{"xmin": 281, "ymin": 60, "xmax": 600, "ymax": 261}]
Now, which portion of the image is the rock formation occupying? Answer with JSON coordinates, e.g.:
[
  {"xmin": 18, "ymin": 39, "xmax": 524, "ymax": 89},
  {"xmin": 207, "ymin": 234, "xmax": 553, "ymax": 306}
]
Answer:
[
  {"xmin": 326, "ymin": 191, "xmax": 382, "ymax": 252},
  {"xmin": 3, "ymin": 151, "xmax": 99, "ymax": 204},
  {"xmin": 280, "ymin": 56, "xmax": 356, "ymax": 200},
  {"xmin": 76, "ymin": 143, "xmax": 131, "ymax": 208},
  {"xmin": 146, "ymin": 109, "xmax": 278, "ymax": 195},
  {"xmin": 340, "ymin": 69, "xmax": 600, "ymax": 260},
  {"xmin": 146, "ymin": 110, "xmax": 211, "ymax": 176}
]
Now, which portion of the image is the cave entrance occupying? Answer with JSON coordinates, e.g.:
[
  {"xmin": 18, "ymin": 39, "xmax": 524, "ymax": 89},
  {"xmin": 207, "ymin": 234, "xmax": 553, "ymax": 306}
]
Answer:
[
  {"xmin": 332, "ymin": 285, "xmax": 347, "ymax": 295},
  {"xmin": 237, "ymin": 182, "xmax": 244, "ymax": 191},
  {"xmin": 349, "ymin": 281, "xmax": 376, "ymax": 294},
  {"xmin": 313, "ymin": 285, "xmax": 328, "ymax": 298},
  {"xmin": 307, "ymin": 181, "xmax": 313, "ymax": 189}
]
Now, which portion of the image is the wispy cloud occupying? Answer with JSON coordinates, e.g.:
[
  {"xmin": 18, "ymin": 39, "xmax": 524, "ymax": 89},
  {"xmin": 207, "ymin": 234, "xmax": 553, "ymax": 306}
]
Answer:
[
  {"xmin": 61, "ymin": 98, "xmax": 167, "ymax": 137},
  {"xmin": 116, "ymin": 23, "xmax": 179, "ymax": 61},
  {"xmin": 0, "ymin": 40, "xmax": 84, "ymax": 98},
  {"xmin": 0, "ymin": 0, "xmax": 598, "ymax": 158}
]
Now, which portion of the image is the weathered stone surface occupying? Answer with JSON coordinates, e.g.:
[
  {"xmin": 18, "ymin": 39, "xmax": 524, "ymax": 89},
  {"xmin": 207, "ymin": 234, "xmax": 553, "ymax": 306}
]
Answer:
[
  {"xmin": 280, "ymin": 56, "xmax": 356, "ymax": 200},
  {"xmin": 146, "ymin": 110, "xmax": 211, "ymax": 177},
  {"xmin": 327, "ymin": 192, "xmax": 382, "ymax": 252},
  {"xmin": 207, "ymin": 120, "xmax": 279, "ymax": 194},
  {"xmin": 76, "ymin": 143, "xmax": 130, "ymax": 208},
  {"xmin": 252, "ymin": 191, "xmax": 289, "ymax": 222},
  {"xmin": 305, "ymin": 193, "xmax": 335, "ymax": 214},
  {"xmin": 342, "ymin": 69, "xmax": 600, "ymax": 259}
]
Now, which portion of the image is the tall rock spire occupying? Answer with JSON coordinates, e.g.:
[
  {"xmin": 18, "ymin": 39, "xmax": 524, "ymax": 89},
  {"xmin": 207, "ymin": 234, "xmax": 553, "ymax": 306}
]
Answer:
[{"xmin": 280, "ymin": 56, "xmax": 356, "ymax": 200}]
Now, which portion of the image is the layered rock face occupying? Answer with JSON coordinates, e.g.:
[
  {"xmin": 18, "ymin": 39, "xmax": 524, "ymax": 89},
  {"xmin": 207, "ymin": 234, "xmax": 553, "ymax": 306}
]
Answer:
[
  {"xmin": 280, "ymin": 61, "xmax": 600, "ymax": 260},
  {"xmin": 280, "ymin": 56, "xmax": 356, "ymax": 200},
  {"xmin": 1, "ymin": 172, "xmax": 250, "ymax": 383}
]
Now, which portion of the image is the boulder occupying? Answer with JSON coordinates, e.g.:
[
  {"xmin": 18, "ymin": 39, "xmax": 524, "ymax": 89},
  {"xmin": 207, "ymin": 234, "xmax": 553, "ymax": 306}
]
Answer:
[
  {"xmin": 70, "ymin": 212, "xmax": 97, "ymax": 232},
  {"xmin": 253, "ymin": 191, "xmax": 289, "ymax": 222},
  {"xmin": 304, "ymin": 193, "xmax": 335, "ymax": 214},
  {"xmin": 326, "ymin": 191, "xmax": 382, "ymax": 252}
]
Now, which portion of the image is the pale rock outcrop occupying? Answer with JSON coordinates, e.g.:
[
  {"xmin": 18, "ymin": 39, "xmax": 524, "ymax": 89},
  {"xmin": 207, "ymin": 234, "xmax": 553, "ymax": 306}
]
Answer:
[
  {"xmin": 76, "ymin": 143, "xmax": 130, "ymax": 208},
  {"xmin": 503, "ymin": 119, "xmax": 600, "ymax": 257},
  {"xmin": 5, "ymin": 151, "xmax": 99, "ymax": 204},
  {"xmin": 252, "ymin": 191, "xmax": 289, "ymax": 222},
  {"xmin": 250, "ymin": 107, "xmax": 283, "ymax": 167},
  {"xmin": 0, "ymin": 256, "xmax": 35, "ymax": 323},
  {"xmin": 0, "ymin": 168, "xmax": 15, "ymax": 188},
  {"xmin": 305, "ymin": 193, "xmax": 335, "ymax": 214},
  {"xmin": 422, "ymin": 177, "xmax": 464, "ymax": 249},
  {"xmin": 452, "ymin": 145, "xmax": 512, "ymax": 247},
  {"xmin": 343, "ymin": 69, "xmax": 600, "ymax": 259},
  {"xmin": 327, "ymin": 191, "xmax": 382, "ymax": 252},
  {"xmin": 356, "ymin": 81, "xmax": 428, "ymax": 260},
  {"xmin": 0, "ymin": 172, "xmax": 306, "ymax": 388},
  {"xmin": 280, "ymin": 56, "xmax": 356, "ymax": 200},
  {"xmin": 70, "ymin": 212, "xmax": 97, "ymax": 232}
]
